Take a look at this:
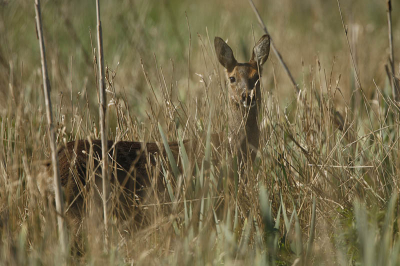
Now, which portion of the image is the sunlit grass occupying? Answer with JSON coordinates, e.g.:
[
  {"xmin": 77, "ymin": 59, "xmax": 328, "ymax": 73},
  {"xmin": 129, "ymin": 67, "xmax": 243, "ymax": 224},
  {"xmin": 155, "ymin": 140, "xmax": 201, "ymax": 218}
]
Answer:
[{"xmin": 1, "ymin": 0, "xmax": 400, "ymax": 265}]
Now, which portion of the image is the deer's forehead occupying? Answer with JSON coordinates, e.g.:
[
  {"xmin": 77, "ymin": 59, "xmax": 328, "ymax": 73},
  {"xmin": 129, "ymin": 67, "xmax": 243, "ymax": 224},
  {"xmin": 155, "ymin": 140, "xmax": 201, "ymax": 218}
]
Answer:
[{"xmin": 228, "ymin": 63, "xmax": 258, "ymax": 79}]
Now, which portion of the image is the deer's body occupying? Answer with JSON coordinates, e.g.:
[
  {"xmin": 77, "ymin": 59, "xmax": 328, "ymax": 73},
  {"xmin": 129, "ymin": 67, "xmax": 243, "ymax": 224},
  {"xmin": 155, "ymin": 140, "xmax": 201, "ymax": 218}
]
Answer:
[
  {"xmin": 58, "ymin": 140, "xmax": 172, "ymax": 207},
  {"xmin": 41, "ymin": 35, "xmax": 270, "ymax": 220}
]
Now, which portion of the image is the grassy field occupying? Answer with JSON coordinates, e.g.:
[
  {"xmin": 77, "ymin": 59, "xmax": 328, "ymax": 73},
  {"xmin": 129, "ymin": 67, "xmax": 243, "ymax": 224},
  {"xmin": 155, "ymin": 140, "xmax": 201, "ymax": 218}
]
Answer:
[{"xmin": 1, "ymin": 0, "xmax": 400, "ymax": 265}]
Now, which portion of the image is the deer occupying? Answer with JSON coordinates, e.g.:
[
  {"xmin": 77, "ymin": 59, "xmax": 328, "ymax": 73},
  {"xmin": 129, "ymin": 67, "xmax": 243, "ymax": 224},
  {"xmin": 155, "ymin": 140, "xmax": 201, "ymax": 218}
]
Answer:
[
  {"xmin": 39, "ymin": 34, "xmax": 271, "ymax": 225},
  {"xmin": 214, "ymin": 34, "xmax": 270, "ymax": 163}
]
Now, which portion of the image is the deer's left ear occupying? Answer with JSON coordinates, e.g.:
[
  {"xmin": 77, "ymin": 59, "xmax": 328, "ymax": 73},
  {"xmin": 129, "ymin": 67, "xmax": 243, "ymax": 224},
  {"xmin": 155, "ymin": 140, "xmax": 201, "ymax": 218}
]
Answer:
[
  {"xmin": 214, "ymin": 37, "xmax": 237, "ymax": 72},
  {"xmin": 251, "ymin": 35, "xmax": 270, "ymax": 66}
]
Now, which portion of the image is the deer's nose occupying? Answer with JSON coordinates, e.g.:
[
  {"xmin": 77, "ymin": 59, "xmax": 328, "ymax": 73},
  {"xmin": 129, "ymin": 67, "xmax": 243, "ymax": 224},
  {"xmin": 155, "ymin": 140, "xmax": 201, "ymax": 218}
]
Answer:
[
  {"xmin": 241, "ymin": 92, "xmax": 247, "ymax": 102},
  {"xmin": 241, "ymin": 90, "xmax": 256, "ymax": 108},
  {"xmin": 241, "ymin": 89, "xmax": 254, "ymax": 100}
]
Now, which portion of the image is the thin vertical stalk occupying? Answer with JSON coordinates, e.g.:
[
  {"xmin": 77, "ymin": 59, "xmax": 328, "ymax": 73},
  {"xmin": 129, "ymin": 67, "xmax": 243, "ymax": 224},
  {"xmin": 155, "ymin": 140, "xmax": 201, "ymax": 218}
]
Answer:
[
  {"xmin": 96, "ymin": 0, "xmax": 110, "ymax": 242},
  {"xmin": 336, "ymin": 0, "xmax": 363, "ymax": 92},
  {"xmin": 185, "ymin": 12, "xmax": 191, "ymax": 97},
  {"xmin": 305, "ymin": 196, "xmax": 316, "ymax": 264},
  {"xmin": 247, "ymin": 0, "xmax": 299, "ymax": 93},
  {"xmin": 387, "ymin": 0, "xmax": 400, "ymax": 214},
  {"xmin": 387, "ymin": 0, "xmax": 398, "ymax": 101},
  {"xmin": 34, "ymin": 0, "xmax": 67, "ymax": 254},
  {"xmin": 247, "ymin": 0, "xmax": 346, "ymax": 131}
]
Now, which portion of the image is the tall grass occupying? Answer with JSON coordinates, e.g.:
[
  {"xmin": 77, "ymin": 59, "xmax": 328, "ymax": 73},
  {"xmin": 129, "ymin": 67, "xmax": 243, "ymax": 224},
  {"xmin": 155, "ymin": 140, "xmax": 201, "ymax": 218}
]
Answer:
[{"xmin": 0, "ymin": 0, "xmax": 399, "ymax": 265}]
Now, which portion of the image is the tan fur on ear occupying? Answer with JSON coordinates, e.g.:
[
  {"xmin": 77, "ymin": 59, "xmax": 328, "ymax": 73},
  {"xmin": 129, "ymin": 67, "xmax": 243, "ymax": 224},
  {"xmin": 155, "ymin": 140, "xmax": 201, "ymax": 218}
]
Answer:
[
  {"xmin": 214, "ymin": 37, "xmax": 237, "ymax": 71},
  {"xmin": 251, "ymin": 35, "xmax": 270, "ymax": 66}
]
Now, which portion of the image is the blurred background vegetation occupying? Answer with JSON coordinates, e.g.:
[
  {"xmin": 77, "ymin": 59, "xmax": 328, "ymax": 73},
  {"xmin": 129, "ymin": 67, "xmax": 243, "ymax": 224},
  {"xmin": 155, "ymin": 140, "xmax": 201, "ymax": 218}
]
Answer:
[
  {"xmin": 1, "ymin": 0, "xmax": 400, "ymax": 264},
  {"xmin": 1, "ymin": 0, "xmax": 398, "ymax": 121}
]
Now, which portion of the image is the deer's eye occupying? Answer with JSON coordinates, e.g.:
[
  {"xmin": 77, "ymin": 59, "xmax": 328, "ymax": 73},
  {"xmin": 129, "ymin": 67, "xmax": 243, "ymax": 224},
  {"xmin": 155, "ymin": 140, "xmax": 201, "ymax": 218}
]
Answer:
[{"xmin": 229, "ymin": 77, "xmax": 236, "ymax": 83}]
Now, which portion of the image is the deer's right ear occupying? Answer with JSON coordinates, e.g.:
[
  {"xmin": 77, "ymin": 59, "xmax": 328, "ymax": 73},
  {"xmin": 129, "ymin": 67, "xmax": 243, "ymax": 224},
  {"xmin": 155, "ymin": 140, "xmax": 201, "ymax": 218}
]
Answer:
[
  {"xmin": 214, "ymin": 37, "xmax": 237, "ymax": 72},
  {"xmin": 251, "ymin": 34, "xmax": 270, "ymax": 66}
]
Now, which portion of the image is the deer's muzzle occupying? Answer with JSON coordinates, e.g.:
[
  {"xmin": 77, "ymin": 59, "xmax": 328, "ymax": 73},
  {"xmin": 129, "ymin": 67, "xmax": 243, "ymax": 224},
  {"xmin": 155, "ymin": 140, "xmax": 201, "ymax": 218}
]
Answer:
[
  {"xmin": 241, "ymin": 80, "xmax": 259, "ymax": 108},
  {"xmin": 241, "ymin": 90, "xmax": 256, "ymax": 108}
]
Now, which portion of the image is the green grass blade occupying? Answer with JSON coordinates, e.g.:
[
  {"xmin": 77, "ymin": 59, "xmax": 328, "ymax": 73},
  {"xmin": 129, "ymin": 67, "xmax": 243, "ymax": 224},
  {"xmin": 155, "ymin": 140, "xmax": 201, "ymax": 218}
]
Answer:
[
  {"xmin": 389, "ymin": 238, "xmax": 400, "ymax": 266},
  {"xmin": 280, "ymin": 194, "xmax": 291, "ymax": 232},
  {"xmin": 158, "ymin": 122, "xmax": 180, "ymax": 179},
  {"xmin": 199, "ymin": 192, "xmax": 205, "ymax": 232},
  {"xmin": 259, "ymin": 184, "xmax": 274, "ymax": 231},
  {"xmin": 212, "ymin": 208, "xmax": 221, "ymax": 239},
  {"xmin": 378, "ymin": 192, "xmax": 398, "ymax": 265},
  {"xmin": 162, "ymin": 163, "xmax": 175, "ymax": 202},
  {"xmin": 162, "ymin": 163, "xmax": 180, "ymax": 236},
  {"xmin": 204, "ymin": 109, "xmax": 212, "ymax": 164},
  {"xmin": 275, "ymin": 204, "xmax": 281, "ymax": 230},
  {"xmin": 233, "ymin": 200, "xmax": 239, "ymax": 232},
  {"xmin": 291, "ymin": 209, "xmax": 302, "ymax": 257},
  {"xmin": 178, "ymin": 131, "xmax": 190, "ymax": 178},
  {"xmin": 305, "ymin": 195, "xmax": 316, "ymax": 264},
  {"xmin": 184, "ymin": 198, "xmax": 189, "ymax": 229}
]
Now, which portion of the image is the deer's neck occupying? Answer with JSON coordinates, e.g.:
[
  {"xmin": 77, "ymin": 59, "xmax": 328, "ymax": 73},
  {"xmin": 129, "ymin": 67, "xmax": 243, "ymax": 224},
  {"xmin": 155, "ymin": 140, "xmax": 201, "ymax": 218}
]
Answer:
[
  {"xmin": 244, "ymin": 105, "xmax": 260, "ymax": 152},
  {"xmin": 228, "ymin": 100, "xmax": 260, "ymax": 158}
]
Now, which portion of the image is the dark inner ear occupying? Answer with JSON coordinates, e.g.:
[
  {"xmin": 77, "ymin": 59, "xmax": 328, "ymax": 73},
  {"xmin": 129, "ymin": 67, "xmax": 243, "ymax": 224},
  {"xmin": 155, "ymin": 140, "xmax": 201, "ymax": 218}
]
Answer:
[
  {"xmin": 251, "ymin": 35, "xmax": 271, "ymax": 66},
  {"xmin": 214, "ymin": 37, "xmax": 237, "ymax": 72}
]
